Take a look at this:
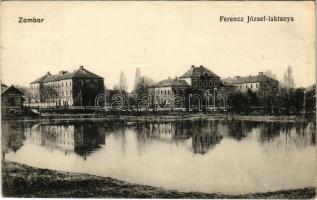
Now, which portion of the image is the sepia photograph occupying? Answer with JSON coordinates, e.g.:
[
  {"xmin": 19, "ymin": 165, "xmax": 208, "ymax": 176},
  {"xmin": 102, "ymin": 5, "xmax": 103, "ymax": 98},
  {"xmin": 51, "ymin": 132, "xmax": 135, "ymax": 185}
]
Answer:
[{"xmin": 1, "ymin": 1, "xmax": 316, "ymax": 199}]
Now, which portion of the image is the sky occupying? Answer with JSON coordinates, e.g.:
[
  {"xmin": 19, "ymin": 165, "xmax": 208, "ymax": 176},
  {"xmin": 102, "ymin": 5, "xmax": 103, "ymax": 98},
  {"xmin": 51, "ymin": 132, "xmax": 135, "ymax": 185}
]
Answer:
[{"xmin": 1, "ymin": 1, "xmax": 315, "ymax": 91}]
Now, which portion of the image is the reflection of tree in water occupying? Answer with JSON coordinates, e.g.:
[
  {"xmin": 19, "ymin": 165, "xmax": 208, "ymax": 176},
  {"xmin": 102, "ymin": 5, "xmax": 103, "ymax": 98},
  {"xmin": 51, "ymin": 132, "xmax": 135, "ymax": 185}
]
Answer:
[
  {"xmin": 226, "ymin": 120, "xmax": 256, "ymax": 140},
  {"xmin": 1, "ymin": 122, "xmax": 27, "ymax": 155},
  {"xmin": 258, "ymin": 122, "xmax": 283, "ymax": 143},
  {"xmin": 258, "ymin": 121, "xmax": 316, "ymax": 157}
]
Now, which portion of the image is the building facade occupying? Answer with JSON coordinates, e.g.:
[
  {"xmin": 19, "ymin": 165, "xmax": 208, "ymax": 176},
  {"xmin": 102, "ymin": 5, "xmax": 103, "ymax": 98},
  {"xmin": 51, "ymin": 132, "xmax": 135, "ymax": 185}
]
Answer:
[
  {"xmin": 223, "ymin": 72, "xmax": 279, "ymax": 93},
  {"xmin": 149, "ymin": 77, "xmax": 190, "ymax": 108},
  {"xmin": 179, "ymin": 65, "xmax": 221, "ymax": 91},
  {"xmin": 30, "ymin": 66, "xmax": 104, "ymax": 107}
]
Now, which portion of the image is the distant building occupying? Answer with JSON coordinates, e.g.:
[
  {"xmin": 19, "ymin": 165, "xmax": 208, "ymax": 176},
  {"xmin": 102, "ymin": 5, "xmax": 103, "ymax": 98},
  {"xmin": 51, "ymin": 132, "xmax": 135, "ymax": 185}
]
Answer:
[
  {"xmin": 1, "ymin": 84, "xmax": 24, "ymax": 115},
  {"xmin": 149, "ymin": 77, "xmax": 190, "ymax": 107},
  {"xmin": 179, "ymin": 65, "xmax": 221, "ymax": 91},
  {"xmin": 151, "ymin": 65, "xmax": 232, "ymax": 110},
  {"xmin": 30, "ymin": 66, "xmax": 104, "ymax": 107},
  {"xmin": 223, "ymin": 72, "xmax": 279, "ymax": 93}
]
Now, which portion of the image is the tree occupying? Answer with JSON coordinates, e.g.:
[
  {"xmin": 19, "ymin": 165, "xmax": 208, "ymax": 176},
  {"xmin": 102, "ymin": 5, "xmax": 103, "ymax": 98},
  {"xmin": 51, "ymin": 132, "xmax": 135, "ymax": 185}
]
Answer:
[
  {"xmin": 133, "ymin": 67, "xmax": 141, "ymax": 91},
  {"xmin": 305, "ymin": 84, "xmax": 316, "ymax": 113},
  {"xmin": 134, "ymin": 76, "xmax": 155, "ymax": 96},
  {"xmin": 119, "ymin": 71, "xmax": 128, "ymax": 92},
  {"xmin": 282, "ymin": 65, "xmax": 295, "ymax": 89},
  {"xmin": 245, "ymin": 89, "xmax": 259, "ymax": 107},
  {"xmin": 228, "ymin": 92, "xmax": 248, "ymax": 114}
]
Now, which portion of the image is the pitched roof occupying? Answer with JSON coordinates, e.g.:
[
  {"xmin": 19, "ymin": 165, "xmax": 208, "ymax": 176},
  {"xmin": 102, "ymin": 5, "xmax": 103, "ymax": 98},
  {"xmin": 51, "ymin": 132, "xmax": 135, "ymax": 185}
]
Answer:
[
  {"xmin": 30, "ymin": 74, "xmax": 51, "ymax": 84},
  {"xmin": 1, "ymin": 83, "xmax": 8, "ymax": 91},
  {"xmin": 223, "ymin": 73, "xmax": 278, "ymax": 84},
  {"xmin": 153, "ymin": 78, "xmax": 190, "ymax": 88},
  {"xmin": 1, "ymin": 85, "xmax": 23, "ymax": 95},
  {"xmin": 220, "ymin": 80, "xmax": 235, "ymax": 88},
  {"xmin": 30, "ymin": 66, "xmax": 103, "ymax": 84},
  {"xmin": 180, "ymin": 65, "xmax": 220, "ymax": 79}
]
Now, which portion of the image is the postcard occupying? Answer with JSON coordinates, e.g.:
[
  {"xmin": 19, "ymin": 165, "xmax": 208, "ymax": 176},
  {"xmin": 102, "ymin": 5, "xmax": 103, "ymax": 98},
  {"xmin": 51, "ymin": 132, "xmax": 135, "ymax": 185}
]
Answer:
[{"xmin": 1, "ymin": 1, "xmax": 316, "ymax": 198}]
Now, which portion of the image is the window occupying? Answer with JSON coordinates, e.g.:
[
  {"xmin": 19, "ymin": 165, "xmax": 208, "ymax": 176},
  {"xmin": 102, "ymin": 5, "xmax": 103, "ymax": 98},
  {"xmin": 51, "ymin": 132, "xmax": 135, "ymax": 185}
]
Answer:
[
  {"xmin": 70, "ymin": 81, "xmax": 72, "ymax": 86},
  {"xmin": 246, "ymin": 85, "xmax": 247, "ymax": 88},
  {"xmin": 209, "ymin": 80, "xmax": 212, "ymax": 86},
  {"xmin": 204, "ymin": 80, "xmax": 207, "ymax": 86},
  {"xmin": 199, "ymin": 80, "xmax": 202, "ymax": 86},
  {"xmin": 62, "ymin": 82, "xmax": 63, "ymax": 87},
  {"xmin": 66, "ymin": 82, "xmax": 67, "ymax": 86},
  {"xmin": 251, "ymin": 84, "xmax": 253, "ymax": 88},
  {"xmin": 256, "ymin": 84, "xmax": 259, "ymax": 88}
]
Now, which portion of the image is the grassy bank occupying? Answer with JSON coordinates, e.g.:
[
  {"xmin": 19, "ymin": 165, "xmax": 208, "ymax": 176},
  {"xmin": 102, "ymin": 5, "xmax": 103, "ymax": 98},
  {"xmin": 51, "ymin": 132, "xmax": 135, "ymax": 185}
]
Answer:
[{"xmin": 2, "ymin": 161, "xmax": 316, "ymax": 198}]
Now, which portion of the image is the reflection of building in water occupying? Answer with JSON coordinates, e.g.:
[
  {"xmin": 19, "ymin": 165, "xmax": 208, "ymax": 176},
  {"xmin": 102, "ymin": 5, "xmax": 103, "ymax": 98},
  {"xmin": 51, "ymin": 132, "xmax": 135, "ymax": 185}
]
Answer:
[
  {"xmin": 190, "ymin": 120, "xmax": 223, "ymax": 154},
  {"xmin": 136, "ymin": 122, "xmax": 191, "ymax": 144},
  {"xmin": 192, "ymin": 133, "xmax": 222, "ymax": 154},
  {"xmin": 26, "ymin": 123, "xmax": 106, "ymax": 157},
  {"xmin": 1, "ymin": 122, "xmax": 26, "ymax": 155},
  {"xmin": 135, "ymin": 120, "xmax": 223, "ymax": 154}
]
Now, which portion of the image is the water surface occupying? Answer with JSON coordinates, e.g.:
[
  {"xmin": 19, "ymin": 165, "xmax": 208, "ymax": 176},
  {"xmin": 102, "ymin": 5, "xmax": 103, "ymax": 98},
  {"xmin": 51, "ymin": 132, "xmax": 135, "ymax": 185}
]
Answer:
[{"xmin": 2, "ymin": 119, "xmax": 316, "ymax": 194}]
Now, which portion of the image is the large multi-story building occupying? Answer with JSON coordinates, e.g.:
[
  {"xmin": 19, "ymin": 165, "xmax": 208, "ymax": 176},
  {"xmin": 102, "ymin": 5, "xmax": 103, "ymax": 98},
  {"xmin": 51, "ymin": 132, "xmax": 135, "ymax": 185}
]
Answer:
[
  {"xmin": 179, "ymin": 65, "xmax": 221, "ymax": 91},
  {"xmin": 30, "ymin": 66, "xmax": 104, "ymax": 107},
  {"xmin": 150, "ymin": 65, "xmax": 231, "ymax": 110},
  {"xmin": 223, "ymin": 72, "xmax": 279, "ymax": 93}
]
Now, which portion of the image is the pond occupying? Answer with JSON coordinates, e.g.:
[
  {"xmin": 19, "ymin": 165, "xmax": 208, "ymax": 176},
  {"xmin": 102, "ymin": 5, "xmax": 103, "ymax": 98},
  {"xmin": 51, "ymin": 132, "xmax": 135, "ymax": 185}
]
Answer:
[{"xmin": 2, "ymin": 118, "xmax": 316, "ymax": 194}]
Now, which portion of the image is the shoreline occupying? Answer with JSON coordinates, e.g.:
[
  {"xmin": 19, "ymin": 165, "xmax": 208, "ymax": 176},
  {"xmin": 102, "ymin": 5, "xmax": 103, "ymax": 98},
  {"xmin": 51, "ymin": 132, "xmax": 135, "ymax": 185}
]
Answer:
[
  {"xmin": 2, "ymin": 160, "xmax": 316, "ymax": 198},
  {"xmin": 2, "ymin": 113, "xmax": 314, "ymax": 123}
]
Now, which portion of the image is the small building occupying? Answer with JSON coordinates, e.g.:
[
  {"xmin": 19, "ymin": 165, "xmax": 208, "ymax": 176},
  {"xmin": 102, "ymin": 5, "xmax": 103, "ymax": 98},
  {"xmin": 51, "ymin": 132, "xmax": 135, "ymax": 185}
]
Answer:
[
  {"xmin": 223, "ymin": 72, "xmax": 279, "ymax": 93},
  {"xmin": 1, "ymin": 84, "xmax": 24, "ymax": 116},
  {"xmin": 30, "ymin": 66, "xmax": 104, "ymax": 107}
]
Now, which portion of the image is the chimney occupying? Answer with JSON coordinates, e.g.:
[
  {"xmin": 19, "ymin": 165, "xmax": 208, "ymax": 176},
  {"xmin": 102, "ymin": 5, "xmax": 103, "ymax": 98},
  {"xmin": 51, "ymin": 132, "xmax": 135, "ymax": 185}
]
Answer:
[
  {"xmin": 168, "ymin": 76, "xmax": 171, "ymax": 79},
  {"xmin": 79, "ymin": 65, "xmax": 84, "ymax": 70},
  {"xmin": 59, "ymin": 70, "xmax": 68, "ymax": 75},
  {"xmin": 191, "ymin": 65, "xmax": 195, "ymax": 68},
  {"xmin": 200, "ymin": 65, "xmax": 203, "ymax": 68},
  {"xmin": 47, "ymin": 71, "xmax": 51, "ymax": 76},
  {"xmin": 175, "ymin": 76, "xmax": 178, "ymax": 80},
  {"xmin": 258, "ymin": 72, "xmax": 263, "ymax": 75}
]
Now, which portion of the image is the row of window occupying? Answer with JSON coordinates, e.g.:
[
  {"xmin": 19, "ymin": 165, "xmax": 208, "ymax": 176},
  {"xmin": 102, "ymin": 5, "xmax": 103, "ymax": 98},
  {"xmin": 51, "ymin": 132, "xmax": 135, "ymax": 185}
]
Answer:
[
  {"xmin": 155, "ymin": 89, "xmax": 173, "ymax": 96},
  {"xmin": 236, "ymin": 83, "xmax": 259, "ymax": 89},
  {"xmin": 193, "ymin": 80, "xmax": 218, "ymax": 87},
  {"xmin": 49, "ymin": 90, "xmax": 72, "ymax": 98},
  {"xmin": 32, "ymin": 90, "xmax": 72, "ymax": 98},
  {"xmin": 44, "ymin": 81, "xmax": 72, "ymax": 89}
]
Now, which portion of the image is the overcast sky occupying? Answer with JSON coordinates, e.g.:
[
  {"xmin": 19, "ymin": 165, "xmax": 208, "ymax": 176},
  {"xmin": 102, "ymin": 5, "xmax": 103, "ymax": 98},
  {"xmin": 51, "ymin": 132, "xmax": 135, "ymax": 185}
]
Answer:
[{"xmin": 1, "ymin": 1, "xmax": 315, "ymax": 91}]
